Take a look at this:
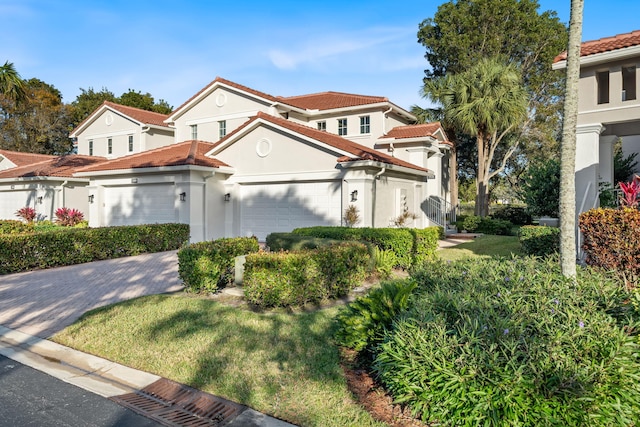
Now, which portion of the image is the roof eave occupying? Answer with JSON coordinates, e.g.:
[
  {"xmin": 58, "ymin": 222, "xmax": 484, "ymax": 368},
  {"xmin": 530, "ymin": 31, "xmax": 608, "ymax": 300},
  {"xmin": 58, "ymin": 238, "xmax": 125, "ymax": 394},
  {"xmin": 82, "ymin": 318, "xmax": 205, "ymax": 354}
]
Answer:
[
  {"xmin": 0, "ymin": 176, "xmax": 90, "ymax": 183},
  {"xmin": 74, "ymin": 164, "xmax": 236, "ymax": 178},
  {"xmin": 338, "ymin": 159, "xmax": 433, "ymax": 178},
  {"xmin": 553, "ymin": 44, "xmax": 640, "ymax": 70}
]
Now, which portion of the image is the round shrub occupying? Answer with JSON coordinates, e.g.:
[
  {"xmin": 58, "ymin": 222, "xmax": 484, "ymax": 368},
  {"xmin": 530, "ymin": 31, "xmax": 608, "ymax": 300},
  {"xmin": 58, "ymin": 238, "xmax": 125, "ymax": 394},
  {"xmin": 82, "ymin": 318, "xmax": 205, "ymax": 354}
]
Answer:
[
  {"xmin": 491, "ymin": 205, "xmax": 532, "ymax": 225},
  {"xmin": 373, "ymin": 258, "xmax": 640, "ymax": 426},
  {"xmin": 519, "ymin": 159, "xmax": 560, "ymax": 217}
]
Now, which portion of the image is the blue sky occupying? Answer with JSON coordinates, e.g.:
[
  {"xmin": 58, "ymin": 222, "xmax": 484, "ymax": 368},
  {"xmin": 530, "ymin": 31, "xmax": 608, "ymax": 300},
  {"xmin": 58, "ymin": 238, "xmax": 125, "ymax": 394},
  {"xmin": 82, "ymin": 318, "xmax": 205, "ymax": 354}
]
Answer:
[{"xmin": 2, "ymin": 0, "xmax": 640, "ymax": 111}]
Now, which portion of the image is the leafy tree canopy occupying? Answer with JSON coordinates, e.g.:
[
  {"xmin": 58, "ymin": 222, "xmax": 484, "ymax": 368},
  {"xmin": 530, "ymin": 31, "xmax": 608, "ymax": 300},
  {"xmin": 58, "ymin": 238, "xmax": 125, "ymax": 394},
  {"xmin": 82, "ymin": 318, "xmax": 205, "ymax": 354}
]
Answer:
[
  {"xmin": 0, "ymin": 78, "xmax": 73, "ymax": 154},
  {"xmin": 70, "ymin": 87, "xmax": 173, "ymax": 126}
]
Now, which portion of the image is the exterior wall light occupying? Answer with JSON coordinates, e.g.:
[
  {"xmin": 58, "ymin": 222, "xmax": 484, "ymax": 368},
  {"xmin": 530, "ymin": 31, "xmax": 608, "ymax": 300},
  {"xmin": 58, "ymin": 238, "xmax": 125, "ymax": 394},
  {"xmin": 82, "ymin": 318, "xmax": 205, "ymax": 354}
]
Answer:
[
  {"xmin": 350, "ymin": 190, "xmax": 358, "ymax": 202},
  {"xmin": 37, "ymin": 196, "xmax": 43, "ymax": 204},
  {"xmin": 88, "ymin": 194, "xmax": 94, "ymax": 203},
  {"xmin": 224, "ymin": 193, "xmax": 231, "ymax": 202},
  {"xmin": 179, "ymin": 192, "xmax": 187, "ymax": 202}
]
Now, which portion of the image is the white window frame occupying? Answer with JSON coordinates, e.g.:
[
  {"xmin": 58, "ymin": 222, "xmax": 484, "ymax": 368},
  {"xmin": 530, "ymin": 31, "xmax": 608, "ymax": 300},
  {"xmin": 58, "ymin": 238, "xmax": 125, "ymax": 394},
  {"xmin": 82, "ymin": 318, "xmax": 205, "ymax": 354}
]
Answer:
[
  {"xmin": 219, "ymin": 120, "xmax": 226, "ymax": 139},
  {"xmin": 360, "ymin": 116, "xmax": 370, "ymax": 134},
  {"xmin": 317, "ymin": 121, "xmax": 327, "ymax": 132},
  {"xmin": 190, "ymin": 124, "xmax": 198, "ymax": 140},
  {"xmin": 338, "ymin": 118, "xmax": 347, "ymax": 136},
  {"xmin": 107, "ymin": 138, "xmax": 113, "ymax": 155},
  {"xmin": 89, "ymin": 140, "xmax": 93, "ymax": 156},
  {"xmin": 128, "ymin": 135, "xmax": 134, "ymax": 152}
]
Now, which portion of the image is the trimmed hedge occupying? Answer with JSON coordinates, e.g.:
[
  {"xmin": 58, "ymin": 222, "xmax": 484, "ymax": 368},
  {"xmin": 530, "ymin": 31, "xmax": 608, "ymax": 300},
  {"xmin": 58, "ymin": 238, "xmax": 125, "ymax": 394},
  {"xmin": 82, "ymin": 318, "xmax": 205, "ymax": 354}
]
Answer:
[
  {"xmin": 519, "ymin": 225, "xmax": 560, "ymax": 257},
  {"xmin": 243, "ymin": 242, "xmax": 370, "ymax": 308},
  {"xmin": 0, "ymin": 220, "xmax": 33, "ymax": 235},
  {"xmin": 177, "ymin": 237, "xmax": 260, "ymax": 293},
  {"xmin": 580, "ymin": 207, "xmax": 640, "ymax": 287},
  {"xmin": 291, "ymin": 226, "xmax": 440, "ymax": 269},
  {"xmin": 265, "ymin": 232, "xmax": 344, "ymax": 252},
  {"xmin": 491, "ymin": 205, "xmax": 532, "ymax": 225},
  {"xmin": 456, "ymin": 215, "xmax": 513, "ymax": 235},
  {"xmin": 0, "ymin": 224, "xmax": 189, "ymax": 274}
]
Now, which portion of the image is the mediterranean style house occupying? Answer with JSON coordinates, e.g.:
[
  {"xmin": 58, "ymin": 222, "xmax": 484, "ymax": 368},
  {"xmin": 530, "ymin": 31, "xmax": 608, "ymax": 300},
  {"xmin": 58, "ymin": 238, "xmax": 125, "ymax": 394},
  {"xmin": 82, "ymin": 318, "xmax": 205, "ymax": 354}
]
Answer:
[
  {"xmin": 0, "ymin": 77, "xmax": 453, "ymax": 242},
  {"xmin": 553, "ymin": 29, "xmax": 640, "ymax": 216}
]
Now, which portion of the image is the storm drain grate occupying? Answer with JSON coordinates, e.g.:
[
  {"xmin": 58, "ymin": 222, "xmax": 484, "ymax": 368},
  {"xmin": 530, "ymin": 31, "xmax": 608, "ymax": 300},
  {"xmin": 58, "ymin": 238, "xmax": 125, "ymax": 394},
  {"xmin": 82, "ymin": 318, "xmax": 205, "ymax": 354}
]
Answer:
[{"xmin": 111, "ymin": 378, "xmax": 246, "ymax": 426}]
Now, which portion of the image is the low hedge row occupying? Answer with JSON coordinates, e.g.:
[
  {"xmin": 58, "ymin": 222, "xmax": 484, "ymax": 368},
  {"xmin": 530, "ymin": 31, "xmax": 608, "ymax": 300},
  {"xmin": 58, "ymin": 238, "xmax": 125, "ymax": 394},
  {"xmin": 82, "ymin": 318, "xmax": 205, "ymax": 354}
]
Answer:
[
  {"xmin": 0, "ymin": 220, "xmax": 33, "ymax": 234},
  {"xmin": 0, "ymin": 223, "xmax": 190, "ymax": 274},
  {"xmin": 177, "ymin": 237, "xmax": 260, "ymax": 293},
  {"xmin": 291, "ymin": 226, "xmax": 440, "ymax": 269},
  {"xmin": 243, "ymin": 242, "xmax": 371, "ymax": 308},
  {"xmin": 519, "ymin": 225, "xmax": 560, "ymax": 257},
  {"xmin": 265, "ymin": 232, "xmax": 344, "ymax": 251},
  {"xmin": 455, "ymin": 215, "xmax": 514, "ymax": 235}
]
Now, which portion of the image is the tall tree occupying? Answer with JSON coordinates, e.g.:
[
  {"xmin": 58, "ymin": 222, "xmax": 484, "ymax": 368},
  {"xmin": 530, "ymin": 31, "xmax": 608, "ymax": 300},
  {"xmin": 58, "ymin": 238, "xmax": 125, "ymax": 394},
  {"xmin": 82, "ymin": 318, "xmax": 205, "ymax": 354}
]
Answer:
[
  {"xmin": 0, "ymin": 61, "xmax": 26, "ymax": 103},
  {"xmin": 0, "ymin": 78, "xmax": 73, "ymax": 154},
  {"xmin": 119, "ymin": 89, "xmax": 173, "ymax": 114},
  {"xmin": 69, "ymin": 87, "xmax": 116, "ymax": 126},
  {"xmin": 424, "ymin": 57, "xmax": 528, "ymax": 216},
  {"xmin": 418, "ymin": 0, "xmax": 568, "ymax": 207},
  {"xmin": 559, "ymin": 0, "xmax": 584, "ymax": 279}
]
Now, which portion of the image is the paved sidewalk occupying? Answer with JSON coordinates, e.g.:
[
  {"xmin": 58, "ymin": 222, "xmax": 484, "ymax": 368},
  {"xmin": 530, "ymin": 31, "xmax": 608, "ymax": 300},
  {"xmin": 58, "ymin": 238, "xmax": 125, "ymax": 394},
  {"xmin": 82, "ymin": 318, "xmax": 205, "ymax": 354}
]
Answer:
[{"xmin": 0, "ymin": 251, "xmax": 183, "ymax": 338}]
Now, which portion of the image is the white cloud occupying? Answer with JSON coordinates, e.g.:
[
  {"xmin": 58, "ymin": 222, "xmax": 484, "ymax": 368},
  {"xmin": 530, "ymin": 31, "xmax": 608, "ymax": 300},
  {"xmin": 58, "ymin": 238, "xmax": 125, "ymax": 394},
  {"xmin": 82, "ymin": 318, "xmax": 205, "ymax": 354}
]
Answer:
[{"xmin": 266, "ymin": 26, "xmax": 419, "ymax": 71}]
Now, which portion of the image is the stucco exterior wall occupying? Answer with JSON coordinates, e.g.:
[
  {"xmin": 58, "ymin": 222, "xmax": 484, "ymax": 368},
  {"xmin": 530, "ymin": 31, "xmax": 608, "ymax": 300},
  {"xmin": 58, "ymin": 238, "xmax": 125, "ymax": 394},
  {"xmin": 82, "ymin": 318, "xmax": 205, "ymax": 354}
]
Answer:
[{"xmin": 173, "ymin": 87, "xmax": 272, "ymax": 143}]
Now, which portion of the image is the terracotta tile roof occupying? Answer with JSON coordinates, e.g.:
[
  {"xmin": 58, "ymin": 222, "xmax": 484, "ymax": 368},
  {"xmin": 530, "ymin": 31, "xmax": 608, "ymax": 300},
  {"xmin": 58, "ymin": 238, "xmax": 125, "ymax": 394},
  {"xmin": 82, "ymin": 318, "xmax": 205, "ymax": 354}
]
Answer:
[
  {"xmin": 75, "ymin": 141, "xmax": 229, "ymax": 173},
  {"xmin": 103, "ymin": 101, "xmax": 170, "ymax": 127},
  {"xmin": 278, "ymin": 91, "xmax": 388, "ymax": 110},
  {"xmin": 554, "ymin": 29, "xmax": 640, "ymax": 63},
  {"xmin": 383, "ymin": 122, "xmax": 450, "ymax": 142},
  {"xmin": 214, "ymin": 112, "xmax": 429, "ymax": 173},
  {"xmin": 169, "ymin": 77, "xmax": 279, "ymax": 118},
  {"xmin": 0, "ymin": 155, "xmax": 106, "ymax": 179},
  {"xmin": 0, "ymin": 150, "xmax": 56, "ymax": 167}
]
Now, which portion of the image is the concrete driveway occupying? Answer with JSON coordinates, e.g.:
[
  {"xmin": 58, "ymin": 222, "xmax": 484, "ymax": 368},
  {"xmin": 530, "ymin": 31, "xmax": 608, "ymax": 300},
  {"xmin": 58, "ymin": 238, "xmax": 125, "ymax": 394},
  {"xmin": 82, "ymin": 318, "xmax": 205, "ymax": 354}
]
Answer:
[{"xmin": 0, "ymin": 251, "xmax": 183, "ymax": 338}]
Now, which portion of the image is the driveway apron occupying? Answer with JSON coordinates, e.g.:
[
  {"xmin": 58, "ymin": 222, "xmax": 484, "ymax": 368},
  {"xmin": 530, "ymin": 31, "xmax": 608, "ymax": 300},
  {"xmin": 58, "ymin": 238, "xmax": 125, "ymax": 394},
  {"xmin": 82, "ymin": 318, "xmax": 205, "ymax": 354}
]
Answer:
[{"xmin": 0, "ymin": 251, "xmax": 183, "ymax": 338}]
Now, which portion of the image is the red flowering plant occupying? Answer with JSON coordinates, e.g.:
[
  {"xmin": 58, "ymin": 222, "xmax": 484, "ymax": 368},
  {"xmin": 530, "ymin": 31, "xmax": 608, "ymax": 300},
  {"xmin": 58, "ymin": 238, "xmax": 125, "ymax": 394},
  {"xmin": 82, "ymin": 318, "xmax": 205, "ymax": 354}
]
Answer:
[
  {"xmin": 15, "ymin": 206, "xmax": 36, "ymax": 223},
  {"xmin": 54, "ymin": 207, "xmax": 85, "ymax": 226},
  {"xmin": 619, "ymin": 175, "xmax": 640, "ymax": 208}
]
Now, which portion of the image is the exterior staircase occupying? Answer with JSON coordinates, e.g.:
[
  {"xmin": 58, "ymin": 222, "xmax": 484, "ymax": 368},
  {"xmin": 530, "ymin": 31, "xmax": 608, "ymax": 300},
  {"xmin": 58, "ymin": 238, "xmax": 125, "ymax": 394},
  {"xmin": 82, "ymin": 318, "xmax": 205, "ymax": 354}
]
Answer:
[{"xmin": 425, "ymin": 196, "xmax": 457, "ymax": 235}]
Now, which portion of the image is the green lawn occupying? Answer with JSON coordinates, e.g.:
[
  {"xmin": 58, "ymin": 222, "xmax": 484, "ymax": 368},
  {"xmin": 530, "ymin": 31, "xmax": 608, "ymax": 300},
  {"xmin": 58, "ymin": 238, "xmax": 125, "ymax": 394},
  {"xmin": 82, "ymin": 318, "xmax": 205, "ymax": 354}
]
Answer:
[
  {"xmin": 53, "ymin": 294, "xmax": 385, "ymax": 427},
  {"xmin": 437, "ymin": 234, "xmax": 523, "ymax": 261}
]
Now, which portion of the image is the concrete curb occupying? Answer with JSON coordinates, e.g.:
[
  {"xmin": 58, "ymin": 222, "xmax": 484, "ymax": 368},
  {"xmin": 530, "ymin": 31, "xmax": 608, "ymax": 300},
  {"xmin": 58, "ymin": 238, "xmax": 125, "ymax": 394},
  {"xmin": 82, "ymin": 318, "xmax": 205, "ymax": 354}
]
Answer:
[
  {"xmin": 0, "ymin": 325, "xmax": 159, "ymax": 397},
  {"xmin": 0, "ymin": 325, "xmax": 297, "ymax": 426}
]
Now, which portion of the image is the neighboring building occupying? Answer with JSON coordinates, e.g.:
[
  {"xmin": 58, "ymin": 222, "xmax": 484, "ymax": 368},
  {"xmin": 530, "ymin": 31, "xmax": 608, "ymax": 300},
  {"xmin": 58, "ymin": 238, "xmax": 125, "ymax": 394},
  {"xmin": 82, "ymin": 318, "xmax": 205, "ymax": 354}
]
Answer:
[
  {"xmin": 0, "ymin": 78, "xmax": 453, "ymax": 242},
  {"xmin": 70, "ymin": 101, "xmax": 174, "ymax": 158},
  {"xmin": 553, "ymin": 29, "xmax": 640, "ymax": 215},
  {"xmin": 0, "ymin": 153, "xmax": 105, "ymax": 220}
]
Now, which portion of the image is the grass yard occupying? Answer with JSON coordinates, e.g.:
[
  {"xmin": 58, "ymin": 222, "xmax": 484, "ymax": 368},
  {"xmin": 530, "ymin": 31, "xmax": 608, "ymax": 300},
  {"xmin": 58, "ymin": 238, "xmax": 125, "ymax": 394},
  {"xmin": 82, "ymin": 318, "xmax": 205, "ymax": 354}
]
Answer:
[
  {"xmin": 53, "ymin": 294, "xmax": 385, "ymax": 427},
  {"xmin": 437, "ymin": 234, "xmax": 524, "ymax": 261}
]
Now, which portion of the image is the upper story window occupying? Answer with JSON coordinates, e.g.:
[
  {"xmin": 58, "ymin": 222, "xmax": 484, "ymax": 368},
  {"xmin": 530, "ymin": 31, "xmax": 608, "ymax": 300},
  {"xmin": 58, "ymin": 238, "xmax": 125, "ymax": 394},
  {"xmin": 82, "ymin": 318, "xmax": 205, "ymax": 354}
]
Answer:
[
  {"xmin": 597, "ymin": 71, "xmax": 610, "ymax": 104},
  {"xmin": 338, "ymin": 118, "xmax": 347, "ymax": 136},
  {"xmin": 190, "ymin": 124, "xmax": 198, "ymax": 140},
  {"xmin": 128, "ymin": 135, "xmax": 134, "ymax": 152},
  {"xmin": 360, "ymin": 116, "xmax": 370, "ymax": 134},
  {"xmin": 317, "ymin": 121, "xmax": 327, "ymax": 132},
  {"xmin": 108, "ymin": 138, "xmax": 113, "ymax": 155},
  {"xmin": 89, "ymin": 140, "xmax": 93, "ymax": 156},
  {"xmin": 622, "ymin": 66, "xmax": 636, "ymax": 101},
  {"xmin": 219, "ymin": 120, "xmax": 227, "ymax": 139}
]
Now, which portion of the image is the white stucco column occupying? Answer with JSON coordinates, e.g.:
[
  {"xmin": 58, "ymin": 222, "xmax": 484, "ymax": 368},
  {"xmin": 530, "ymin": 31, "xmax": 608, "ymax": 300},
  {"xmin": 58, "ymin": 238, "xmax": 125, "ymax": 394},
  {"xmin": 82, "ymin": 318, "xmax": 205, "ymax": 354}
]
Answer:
[
  {"xmin": 576, "ymin": 123, "xmax": 604, "ymax": 214},
  {"xmin": 599, "ymin": 135, "xmax": 617, "ymax": 185},
  {"xmin": 87, "ymin": 185, "xmax": 100, "ymax": 227}
]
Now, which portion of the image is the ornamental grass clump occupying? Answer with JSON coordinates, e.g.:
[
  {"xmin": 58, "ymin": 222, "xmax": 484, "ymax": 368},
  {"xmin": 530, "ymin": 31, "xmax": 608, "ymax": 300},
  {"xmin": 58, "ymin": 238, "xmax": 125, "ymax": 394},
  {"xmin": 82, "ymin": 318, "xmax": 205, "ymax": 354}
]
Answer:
[{"xmin": 373, "ymin": 257, "xmax": 640, "ymax": 426}]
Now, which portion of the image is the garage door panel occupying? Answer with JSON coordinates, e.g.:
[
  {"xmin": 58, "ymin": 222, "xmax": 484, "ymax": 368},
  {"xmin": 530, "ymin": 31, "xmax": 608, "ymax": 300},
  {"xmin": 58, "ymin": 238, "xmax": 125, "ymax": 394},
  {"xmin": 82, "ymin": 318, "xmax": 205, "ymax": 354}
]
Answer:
[
  {"xmin": 0, "ymin": 191, "xmax": 36, "ymax": 220},
  {"xmin": 103, "ymin": 184, "xmax": 176, "ymax": 226},
  {"xmin": 240, "ymin": 182, "xmax": 341, "ymax": 240}
]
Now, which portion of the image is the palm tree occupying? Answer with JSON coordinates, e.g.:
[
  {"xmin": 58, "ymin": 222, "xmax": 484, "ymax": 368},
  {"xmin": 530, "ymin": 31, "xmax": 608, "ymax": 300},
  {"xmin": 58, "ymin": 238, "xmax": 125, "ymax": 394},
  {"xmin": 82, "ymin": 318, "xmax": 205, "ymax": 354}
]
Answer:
[
  {"xmin": 423, "ymin": 57, "xmax": 528, "ymax": 216},
  {"xmin": 0, "ymin": 61, "xmax": 26, "ymax": 102},
  {"xmin": 559, "ymin": 0, "xmax": 584, "ymax": 279}
]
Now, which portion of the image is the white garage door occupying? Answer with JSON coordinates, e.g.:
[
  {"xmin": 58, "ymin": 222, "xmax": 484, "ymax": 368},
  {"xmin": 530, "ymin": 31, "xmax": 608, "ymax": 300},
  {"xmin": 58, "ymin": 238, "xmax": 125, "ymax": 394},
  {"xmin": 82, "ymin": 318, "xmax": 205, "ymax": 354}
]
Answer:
[
  {"xmin": 0, "ymin": 190, "xmax": 36, "ymax": 220},
  {"xmin": 103, "ymin": 184, "xmax": 176, "ymax": 226},
  {"xmin": 240, "ymin": 181, "xmax": 342, "ymax": 240}
]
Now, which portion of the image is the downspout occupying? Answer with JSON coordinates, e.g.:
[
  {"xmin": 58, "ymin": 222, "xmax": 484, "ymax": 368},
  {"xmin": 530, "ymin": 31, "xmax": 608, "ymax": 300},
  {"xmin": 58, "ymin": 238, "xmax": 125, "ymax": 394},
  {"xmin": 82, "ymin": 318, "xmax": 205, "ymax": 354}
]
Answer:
[
  {"xmin": 382, "ymin": 107, "xmax": 393, "ymax": 136},
  {"xmin": 58, "ymin": 180, "xmax": 69, "ymax": 209},
  {"xmin": 371, "ymin": 167, "xmax": 386, "ymax": 227}
]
